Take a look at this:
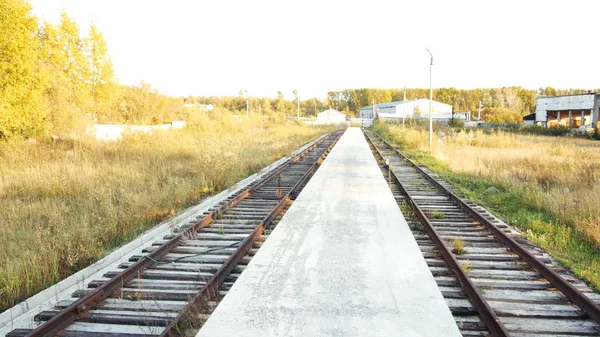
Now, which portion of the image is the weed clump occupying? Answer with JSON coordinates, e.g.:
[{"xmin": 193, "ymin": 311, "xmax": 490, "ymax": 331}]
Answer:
[
  {"xmin": 452, "ymin": 238, "xmax": 465, "ymax": 255},
  {"xmin": 431, "ymin": 210, "xmax": 446, "ymax": 219}
]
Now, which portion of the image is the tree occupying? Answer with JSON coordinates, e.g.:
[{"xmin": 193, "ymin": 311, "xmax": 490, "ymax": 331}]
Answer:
[
  {"xmin": 39, "ymin": 12, "xmax": 94, "ymax": 133},
  {"xmin": 0, "ymin": 0, "xmax": 48, "ymax": 138},
  {"xmin": 482, "ymin": 107, "xmax": 523, "ymax": 124},
  {"xmin": 274, "ymin": 91, "xmax": 286, "ymax": 113},
  {"xmin": 58, "ymin": 11, "xmax": 90, "ymax": 106},
  {"xmin": 85, "ymin": 23, "xmax": 116, "ymax": 121}
]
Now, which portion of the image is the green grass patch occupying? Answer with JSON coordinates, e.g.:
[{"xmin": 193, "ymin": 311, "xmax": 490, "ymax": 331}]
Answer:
[{"xmin": 372, "ymin": 122, "xmax": 600, "ymax": 291}]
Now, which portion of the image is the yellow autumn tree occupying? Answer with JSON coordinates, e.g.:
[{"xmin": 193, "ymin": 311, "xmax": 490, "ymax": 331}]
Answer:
[{"xmin": 0, "ymin": 0, "xmax": 48, "ymax": 138}]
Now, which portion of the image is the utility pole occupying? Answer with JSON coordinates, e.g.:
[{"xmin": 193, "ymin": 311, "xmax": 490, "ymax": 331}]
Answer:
[
  {"xmin": 294, "ymin": 90, "xmax": 300, "ymax": 120},
  {"xmin": 372, "ymin": 98, "xmax": 376, "ymax": 119},
  {"xmin": 426, "ymin": 48, "xmax": 433, "ymax": 147},
  {"xmin": 242, "ymin": 89, "xmax": 248, "ymax": 117},
  {"xmin": 402, "ymin": 87, "xmax": 406, "ymax": 126}
]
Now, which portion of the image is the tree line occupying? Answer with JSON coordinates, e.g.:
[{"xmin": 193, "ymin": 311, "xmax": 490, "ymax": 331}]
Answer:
[
  {"xmin": 0, "ymin": 0, "xmax": 184, "ymax": 139},
  {"xmin": 4, "ymin": 0, "xmax": 598, "ymax": 139},
  {"xmin": 184, "ymin": 90, "xmax": 330, "ymax": 117},
  {"xmin": 326, "ymin": 87, "xmax": 600, "ymax": 123},
  {"xmin": 188, "ymin": 86, "xmax": 600, "ymax": 124}
]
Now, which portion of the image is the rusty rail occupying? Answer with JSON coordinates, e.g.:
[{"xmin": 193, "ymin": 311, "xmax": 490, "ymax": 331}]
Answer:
[
  {"xmin": 159, "ymin": 132, "xmax": 340, "ymax": 335},
  {"xmin": 367, "ymin": 130, "xmax": 600, "ymax": 330},
  {"xmin": 365, "ymin": 131, "xmax": 511, "ymax": 337},
  {"xmin": 25, "ymin": 132, "xmax": 338, "ymax": 337}
]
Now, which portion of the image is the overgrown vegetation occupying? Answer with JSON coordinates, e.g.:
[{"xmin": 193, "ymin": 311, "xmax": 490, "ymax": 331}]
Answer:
[
  {"xmin": 431, "ymin": 210, "xmax": 446, "ymax": 219},
  {"xmin": 0, "ymin": 113, "xmax": 336, "ymax": 311},
  {"xmin": 0, "ymin": 0, "xmax": 188, "ymax": 139},
  {"xmin": 373, "ymin": 121, "xmax": 600, "ymax": 290}
]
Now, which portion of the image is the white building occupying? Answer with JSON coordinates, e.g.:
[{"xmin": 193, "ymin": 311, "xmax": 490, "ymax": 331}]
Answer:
[
  {"xmin": 535, "ymin": 93, "xmax": 600, "ymax": 127},
  {"xmin": 359, "ymin": 99, "xmax": 460, "ymax": 122},
  {"xmin": 316, "ymin": 108, "xmax": 347, "ymax": 123}
]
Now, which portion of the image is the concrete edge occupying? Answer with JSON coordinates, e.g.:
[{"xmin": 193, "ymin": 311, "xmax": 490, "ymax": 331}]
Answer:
[{"xmin": 0, "ymin": 133, "xmax": 329, "ymax": 333}]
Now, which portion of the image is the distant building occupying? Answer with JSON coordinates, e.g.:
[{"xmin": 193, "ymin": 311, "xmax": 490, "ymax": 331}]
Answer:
[
  {"xmin": 523, "ymin": 113, "xmax": 536, "ymax": 126},
  {"xmin": 317, "ymin": 108, "xmax": 346, "ymax": 123},
  {"xmin": 535, "ymin": 93, "xmax": 600, "ymax": 127},
  {"xmin": 184, "ymin": 103, "xmax": 214, "ymax": 112},
  {"xmin": 358, "ymin": 99, "xmax": 463, "ymax": 122}
]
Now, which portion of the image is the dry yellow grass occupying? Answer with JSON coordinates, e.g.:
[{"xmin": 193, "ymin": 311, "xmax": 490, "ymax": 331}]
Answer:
[
  {"xmin": 375, "ymin": 122, "xmax": 600, "ymax": 288},
  {"xmin": 0, "ymin": 113, "xmax": 336, "ymax": 311},
  {"xmin": 388, "ymin": 126, "xmax": 600, "ymax": 243}
]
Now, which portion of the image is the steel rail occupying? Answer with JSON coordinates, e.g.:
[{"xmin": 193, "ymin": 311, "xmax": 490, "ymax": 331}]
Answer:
[
  {"xmin": 364, "ymin": 131, "xmax": 510, "ymax": 337},
  {"xmin": 370, "ymin": 131, "xmax": 600, "ymax": 327},
  {"xmin": 25, "ymin": 132, "xmax": 337, "ymax": 337},
  {"xmin": 159, "ymin": 132, "xmax": 341, "ymax": 335}
]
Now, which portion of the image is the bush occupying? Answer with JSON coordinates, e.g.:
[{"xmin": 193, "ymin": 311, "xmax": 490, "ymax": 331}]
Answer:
[
  {"xmin": 521, "ymin": 125, "xmax": 572, "ymax": 137},
  {"xmin": 448, "ymin": 119, "xmax": 464, "ymax": 128}
]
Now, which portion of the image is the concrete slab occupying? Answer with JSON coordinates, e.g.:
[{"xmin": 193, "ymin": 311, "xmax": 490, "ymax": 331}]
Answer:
[
  {"xmin": 197, "ymin": 128, "xmax": 461, "ymax": 337},
  {"xmin": 0, "ymin": 134, "xmax": 329, "ymax": 336}
]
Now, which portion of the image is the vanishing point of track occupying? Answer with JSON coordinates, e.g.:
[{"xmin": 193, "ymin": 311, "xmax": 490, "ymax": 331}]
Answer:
[
  {"xmin": 10, "ymin": 131, "xmax": 342, "ymax": 337},
  {"xmin": 365, "ymin": 130, "xmax": 600, "ymax": 337}
]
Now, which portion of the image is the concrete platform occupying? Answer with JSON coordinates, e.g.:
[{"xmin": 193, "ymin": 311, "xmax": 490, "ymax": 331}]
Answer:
[{"xmin": 197, "ymin": 128, "xmax": 461, "ymax": 337}]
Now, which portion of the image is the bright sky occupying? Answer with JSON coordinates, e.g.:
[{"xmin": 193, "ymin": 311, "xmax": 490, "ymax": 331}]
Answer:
[{"xmin": 29, "ymin": 0, "xmax": 600, "ymax": 99}]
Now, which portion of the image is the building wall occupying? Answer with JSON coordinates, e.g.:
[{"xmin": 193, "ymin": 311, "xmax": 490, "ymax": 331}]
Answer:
[
  {"xmin": 535, "ymin": 94, "xmax": 596, "ymax": 123},
  {"xmin": 594, "ymin": 95, "xmax": 600, "ymax": 126},
  {"xmin": 317, "ymin": 112, "xmax": 346, "ymax": 122},
  {"xmin": 359, "ymin": 108, "xmax": 373, "ymax": 119},
  {"xmin": 359, "ymin": 99, "xmax": 452, "ymax": 119}
]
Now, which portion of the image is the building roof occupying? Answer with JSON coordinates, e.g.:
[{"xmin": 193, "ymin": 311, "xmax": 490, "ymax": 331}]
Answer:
[{"xmin": 537, "ymin": 92, "xmax": 597, "ymax": 99}]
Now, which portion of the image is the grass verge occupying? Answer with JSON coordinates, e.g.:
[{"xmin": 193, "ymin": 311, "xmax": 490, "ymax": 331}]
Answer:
[
  {"xmin": 0, "ymin": 113, "xmax": 338, "ymax": 311},
  {"xmin": 372, "ymin": 121, "xmax": 600, "ymax": 290}
]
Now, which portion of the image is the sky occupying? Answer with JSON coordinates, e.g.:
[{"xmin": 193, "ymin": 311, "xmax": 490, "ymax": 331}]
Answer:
[{"xmin": 29, "ymin": 0, "xmax": 600, "ymax": 99}]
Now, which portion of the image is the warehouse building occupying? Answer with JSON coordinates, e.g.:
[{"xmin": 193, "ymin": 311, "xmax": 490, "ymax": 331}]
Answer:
[
  {"xmin": 358, "ymin": 99, "xmax": 465, "ymax": 122},
  {"xmin": 535, "ymin": 93, "xmax": 600, "ymax": 127}
]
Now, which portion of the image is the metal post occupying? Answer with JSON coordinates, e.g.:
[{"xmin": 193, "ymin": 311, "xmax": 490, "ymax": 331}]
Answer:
[
  {"xmin": 402, "ymin": 87, "xmax": 406, "ymax": 126},
  {"xmin": 478, "ymin": 101, "xmax": 482, "ymax": 120},
  {"xmin": 426, "ymin": 48, "xmax": 433, "ymax": 147},
  {"xmin": 297, "ymin": 91, "xmax": 300, "ymax": 120},
  {"xmin": 569, "ymin": 110, "xmax": 572, "ymax": 128},
  {"xmin": 372, "ymin": 98, "xmax": 375, "ymax": 119},
  {"xmin": 246, "ymin": 99, "xmax": 249, "ymax": 117}
]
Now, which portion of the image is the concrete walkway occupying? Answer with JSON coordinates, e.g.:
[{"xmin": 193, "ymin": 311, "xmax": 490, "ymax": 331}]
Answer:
[{"xmin": 197, "ymin": 128, "xmax": 461, "ymax": 337}]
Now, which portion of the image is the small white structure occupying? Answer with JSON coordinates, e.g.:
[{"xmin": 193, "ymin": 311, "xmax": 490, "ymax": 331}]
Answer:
[
  {"xmin": 184, "ymin": 103, "xmax": 214, "ymax": 112},
  {"xmin": 535, "ymin": 93, "xmax": 600, "ymax": 127},
  {"xmin": 89, "ymin": 121, "xmax": 187, "ymax": 141},
  {"xmin": 317, "ymin": 108, "xmax": 346, "ymax": 123},
  {"xmin": 359, "ymin": 99, "xmax": 455, "ymax": 121}
]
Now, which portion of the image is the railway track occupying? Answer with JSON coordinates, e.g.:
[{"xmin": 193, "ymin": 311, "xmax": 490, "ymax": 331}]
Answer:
[
  {"xmin": 8, "ymin": 131, "xmax": 342, "ymax": 337},
  {"xmin": 365, "ymin": 130, "xmax": 600, "ymax": 337}
]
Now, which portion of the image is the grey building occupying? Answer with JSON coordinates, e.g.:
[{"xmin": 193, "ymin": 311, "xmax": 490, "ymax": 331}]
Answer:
[{"xmin": 535, "ymin": 93, "xmax": 600, "ymax": 127}]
